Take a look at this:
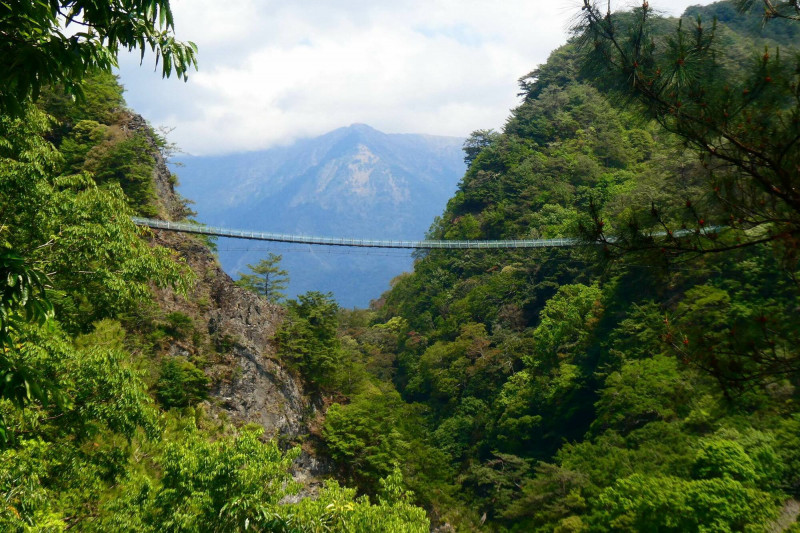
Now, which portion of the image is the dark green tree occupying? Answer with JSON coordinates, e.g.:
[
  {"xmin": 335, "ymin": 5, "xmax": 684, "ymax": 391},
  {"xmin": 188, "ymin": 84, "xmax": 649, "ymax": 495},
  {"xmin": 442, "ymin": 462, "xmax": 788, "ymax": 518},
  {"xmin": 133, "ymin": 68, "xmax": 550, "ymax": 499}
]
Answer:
[
  {"xmin": 463, "ymin": 129, "xmax": 501, "ymax": 168},
  {"xmin": 155, "ymin": 358, "xmax": 209, "ymax": 408},
  {"xmin": 277, "ymin": 291, "xmax": 341, "ymax": 386},
  {"xmin": 0, "ymin": 246, "xmax": 55, "ymax": 443},
  {"xmin": 737, "ymin": 0, "xmax": 800, "ymax": 21},
  {"xmin": 235, "ymin": 253, "xmax": 289, "ymax": 303}
]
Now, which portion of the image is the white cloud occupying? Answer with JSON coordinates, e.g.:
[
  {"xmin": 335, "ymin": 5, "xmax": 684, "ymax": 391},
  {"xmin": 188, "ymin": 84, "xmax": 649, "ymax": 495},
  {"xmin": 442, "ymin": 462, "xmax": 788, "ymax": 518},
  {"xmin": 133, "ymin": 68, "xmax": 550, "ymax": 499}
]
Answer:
[{"xmin": 117, "ymin": 0, "xmax": 715, "ymax": 155}]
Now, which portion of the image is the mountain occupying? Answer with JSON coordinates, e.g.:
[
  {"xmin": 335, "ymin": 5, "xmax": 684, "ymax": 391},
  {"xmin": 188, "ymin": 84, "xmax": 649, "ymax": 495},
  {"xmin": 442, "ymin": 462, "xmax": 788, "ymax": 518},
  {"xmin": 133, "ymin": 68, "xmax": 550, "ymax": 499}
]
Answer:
[{"xmin": 174, "ymin": 124, "xmax": 466, "ymax": 307}]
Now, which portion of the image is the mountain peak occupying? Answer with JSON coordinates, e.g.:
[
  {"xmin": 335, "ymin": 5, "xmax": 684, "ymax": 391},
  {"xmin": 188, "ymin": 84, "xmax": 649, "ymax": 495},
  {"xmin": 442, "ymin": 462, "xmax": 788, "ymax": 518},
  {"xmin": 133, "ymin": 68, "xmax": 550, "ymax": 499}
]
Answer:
[
  {"xmin": 347, "ymin": 123, "xmax": 377, "ymax": 132},
  {"xmin": 175, "ymin": 125, "xmax": 466, "ymax": 307}
]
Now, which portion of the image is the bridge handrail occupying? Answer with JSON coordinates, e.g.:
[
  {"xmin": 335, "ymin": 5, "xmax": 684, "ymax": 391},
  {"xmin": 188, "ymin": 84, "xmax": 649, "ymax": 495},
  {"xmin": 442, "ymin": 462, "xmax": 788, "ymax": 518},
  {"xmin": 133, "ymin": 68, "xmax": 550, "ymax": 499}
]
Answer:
[{"xmin": 131, "ymin": 217, "xmax": 720, "ymax": 250}]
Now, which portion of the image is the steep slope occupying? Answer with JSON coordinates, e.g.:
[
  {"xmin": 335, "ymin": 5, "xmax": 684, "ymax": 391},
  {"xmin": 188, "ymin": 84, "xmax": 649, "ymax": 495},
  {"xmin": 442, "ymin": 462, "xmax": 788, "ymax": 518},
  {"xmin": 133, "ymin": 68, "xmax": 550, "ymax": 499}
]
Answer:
[
  {"xmin": 175, "ymin": 124, "xmax": 465, "ymax": 307},
  {"xmin": 142, "ymin": 132, "xmax": 315, "ymax": 438},
  {"xmin": 311, "ymin": 2, "xmax": 800, "ymax": 531},
  {"xmin": 124, "ymin": 114, "xmax": 336, "ymax": 490},
  {"xmin": 0, "ymin": 70, "xmax": 435, "ymax": 529}
]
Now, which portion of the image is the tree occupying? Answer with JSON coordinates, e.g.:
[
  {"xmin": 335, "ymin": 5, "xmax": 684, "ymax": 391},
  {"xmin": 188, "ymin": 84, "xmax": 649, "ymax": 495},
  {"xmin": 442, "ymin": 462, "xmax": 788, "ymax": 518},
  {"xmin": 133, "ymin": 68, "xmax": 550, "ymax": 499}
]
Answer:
[
  {"xmin": 0, "ymin": 0, "xmax": 196, "ymax": 442},
  {"xmin": 737, "ymin": 0, "xmax": 800, "ymax": 21},
  {"xmin": 0, "ymin": 0, "xmax": 197, "ymax": 116},
  {"xmin": 591, "ymin": 473, "xmax": 777, "ymax": 531},
  {"xmin": 155, "ymin": 358, "xmax": 209, "ymax": 408},
  {"xmin": 234, "ymin": 253, "xmax": 289, "ymax": 303},
  {"xmin": 277, "ymin": 291, "xmax": 341, "ymax": 386},
  {"xmin": 0, "ymin": 246, "xmax": 54, "ymax": 443},
  {"xmin": 98, "ymin": 427, "xmax": 429, "ymax": 532},
  {"xmin": 576, "ymin": 1, "xmax": 800, "ymax": 256},
  {"xmin": 463, "ymin": 129, "xmax": 501, "ymax": 168}
]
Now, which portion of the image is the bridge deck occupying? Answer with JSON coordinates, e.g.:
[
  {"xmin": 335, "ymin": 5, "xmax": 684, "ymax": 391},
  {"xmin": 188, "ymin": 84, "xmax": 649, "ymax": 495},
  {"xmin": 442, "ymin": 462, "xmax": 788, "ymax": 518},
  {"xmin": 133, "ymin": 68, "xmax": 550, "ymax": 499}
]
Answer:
[{"xmin": 132, "ymin": 217, "xmax": 579, "ymax": 249}]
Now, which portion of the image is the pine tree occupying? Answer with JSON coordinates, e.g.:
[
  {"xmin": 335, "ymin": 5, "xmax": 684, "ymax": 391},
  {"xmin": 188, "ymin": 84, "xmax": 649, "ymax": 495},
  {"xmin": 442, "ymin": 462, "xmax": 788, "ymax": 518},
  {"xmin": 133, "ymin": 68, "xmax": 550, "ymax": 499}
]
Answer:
[
  {"xmin": 576, "ymin": 1, "xmax": 800, "ymax": 256},
  {"xmin": 235, "ymin": 253, "xmax": 289, "ymax": 303}
]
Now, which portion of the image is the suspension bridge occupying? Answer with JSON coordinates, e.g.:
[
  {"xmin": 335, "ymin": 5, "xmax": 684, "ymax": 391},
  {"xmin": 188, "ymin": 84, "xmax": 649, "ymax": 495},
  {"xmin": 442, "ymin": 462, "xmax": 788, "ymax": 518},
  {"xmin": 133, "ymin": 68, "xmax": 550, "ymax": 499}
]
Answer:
[
  {"xmin": 133, "ymin": 217, "xmax": 714, "ymax": 250},
  {"xmin": 132, "ymin": 217, "xmax": 579, "ymax": 249}
]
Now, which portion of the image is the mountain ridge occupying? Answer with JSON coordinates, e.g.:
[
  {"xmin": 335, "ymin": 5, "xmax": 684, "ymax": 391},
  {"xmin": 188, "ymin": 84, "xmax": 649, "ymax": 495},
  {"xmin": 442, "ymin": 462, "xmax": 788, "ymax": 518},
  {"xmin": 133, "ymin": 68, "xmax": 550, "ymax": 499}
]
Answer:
[{"xmin": 175, "ymin": 123, "xmax": 466, "ymax": 306}]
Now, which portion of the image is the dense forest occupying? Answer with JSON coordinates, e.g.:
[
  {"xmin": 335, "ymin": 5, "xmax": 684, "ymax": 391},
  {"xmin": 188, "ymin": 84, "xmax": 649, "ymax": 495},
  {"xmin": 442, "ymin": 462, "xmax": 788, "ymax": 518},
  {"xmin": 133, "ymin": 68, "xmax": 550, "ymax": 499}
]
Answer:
[
  {"xmin": 312, "ymin": 1, "xmax": 800, "ymax": 530},
  {"xmin": 0, "ymin": 2, "xmax": 427, "ymax": 531},
  {"xmin": 2, "ymin": 0, "xmax": 800, "ymax": 531}
]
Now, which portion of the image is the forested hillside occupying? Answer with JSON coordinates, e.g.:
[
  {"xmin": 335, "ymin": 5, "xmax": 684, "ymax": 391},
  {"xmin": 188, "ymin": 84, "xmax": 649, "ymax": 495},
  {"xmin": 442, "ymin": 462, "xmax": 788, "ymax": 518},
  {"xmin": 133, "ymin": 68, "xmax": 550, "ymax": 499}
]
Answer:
[
  {"xmin": 0, "ymin": 2, "xmax": 429, "ymax": 530},
  {"xmin": 307, "ymin": 2, "xmax": 800, "ymax": 530},
  {"xmin": 3, "ymin": 0, "xmax": 800, "ymax": 531}
]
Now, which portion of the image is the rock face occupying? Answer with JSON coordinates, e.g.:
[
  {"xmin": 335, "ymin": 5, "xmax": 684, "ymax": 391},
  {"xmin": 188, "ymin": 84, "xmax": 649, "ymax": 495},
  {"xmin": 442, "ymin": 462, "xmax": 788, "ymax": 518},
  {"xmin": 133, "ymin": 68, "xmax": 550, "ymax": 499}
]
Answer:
[
  {"xmin": 206, "ymin": 278, "xmax": 310, "ymax": 439},
  {"xmin": 132, "ymin": 113, "xmax": 327, "ymax": 462}
]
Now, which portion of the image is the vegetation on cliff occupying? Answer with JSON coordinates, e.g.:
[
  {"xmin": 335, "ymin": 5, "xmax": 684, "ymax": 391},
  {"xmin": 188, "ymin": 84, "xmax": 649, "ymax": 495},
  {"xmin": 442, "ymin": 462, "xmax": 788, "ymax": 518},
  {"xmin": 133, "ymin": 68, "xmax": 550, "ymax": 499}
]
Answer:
[{"xmin": 0, "ymin": 2, "xmax": 429, "ymax": 529}]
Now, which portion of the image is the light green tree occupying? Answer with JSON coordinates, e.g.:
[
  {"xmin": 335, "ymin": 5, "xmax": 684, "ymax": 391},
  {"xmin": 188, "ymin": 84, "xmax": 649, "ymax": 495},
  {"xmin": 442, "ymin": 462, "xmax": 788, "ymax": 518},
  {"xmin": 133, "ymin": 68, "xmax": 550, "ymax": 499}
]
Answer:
[
  {"xmin": 0, "ymin": 0, "xmax": 196, "ymax": 440},
  {"xmin": 0, "ymin": 0, "xmax": 197, "ymax": 116},
  {"xmin": 235, "ymin": 253, "xmax": 289, "ymax": 302}
]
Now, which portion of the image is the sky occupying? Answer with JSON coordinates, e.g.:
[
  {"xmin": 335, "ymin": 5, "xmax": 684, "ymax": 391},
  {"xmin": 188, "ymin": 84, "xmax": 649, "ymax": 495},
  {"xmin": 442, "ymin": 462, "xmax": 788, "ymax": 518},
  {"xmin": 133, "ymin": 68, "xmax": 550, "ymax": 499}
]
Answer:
[{"xmin": 117, "ymin": 0, "xmax": 715, "ymax": 156}]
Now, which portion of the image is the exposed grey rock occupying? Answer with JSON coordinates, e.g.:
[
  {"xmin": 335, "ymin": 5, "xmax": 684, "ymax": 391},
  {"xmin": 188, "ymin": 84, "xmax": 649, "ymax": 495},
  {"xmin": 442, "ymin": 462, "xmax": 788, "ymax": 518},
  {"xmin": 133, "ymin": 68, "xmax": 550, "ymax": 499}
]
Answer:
[
  {"xmin": 212, "ymin": 345, "xmax": 309, "ymax": 439},
  {"xmin": 131, "ymin": 112, "xmax": 330, "ymax": 487}
]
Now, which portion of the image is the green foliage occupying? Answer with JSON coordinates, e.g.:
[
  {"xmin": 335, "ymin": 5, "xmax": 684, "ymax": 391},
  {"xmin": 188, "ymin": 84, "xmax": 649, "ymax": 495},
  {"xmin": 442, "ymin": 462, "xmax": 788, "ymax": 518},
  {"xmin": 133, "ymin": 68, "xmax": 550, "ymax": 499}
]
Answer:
[
  {"xmin": 0, "ymin": 8, "xmax": 435, "ymax": 532},
  {"xmin": 277, "ymin": 291, "xmax": 342, "ymax": 387},
  {"xmin": 592, "ymin": 355, "xmax": 693, "ymax": 434},
  {"xmin": 501, "ymin": 463, "xmax": 589, "ymax": 530},
  {"xmin": 526, "ymin": 283, "xmax": 602, "ymax": 368},
  {"xmin": 41, "ymin": 70, "xmax": 126, "ymax": 144},
  {"xmin": 463, "ymin": 128, "xmax": 501, "ymax": 168},
  {"xmin": 0, "ymin": 247, "xmax": 55, "ymax": 440},
  {"xmin": 577, "ymin": 0, "xmax": 800, "ymax": 253},
  {"xmin": 0, "ymin": 0, "xmax": 197, "ymax": 116},
  {"xmin": 3, "ymin": 0, "xmax": 800, "ymax": 531},
  {"xmin": 59, "ymin": 119, "xmax": 113, "ymax": 171},
  {"xmin": 163, "ymin": 311, "xmax": 194, "ymax": 340},
  {"xmin": 693, "ymin": 437, "xmax": 758, "ymax": 482},
  {"xmin": 460, "ymin": 452, "xmax": 532, "ymax": 522},
  {"xmin": 155, "ymin": 358, "xmax": 209, "ymax": 409},
  {"xmin": 590, "ymin": 473, "xmax": 778, "ymax": 531},
  {"xmin": 0, "ymin": 106, "xmax": 193, "ymax": 332},
  {"xmin": 283, "ymin": 469, "xmax": 430, "ymax": 533},
  {"xmin": 345, "ymin": 7, "xmax": 800, "ymax": 530},
  {"xmin": 235, "ymin": 253, "xmax": 289, "ymax": 303},
  {"xmin": 0, "ymin": 247, "xmax": 52, "ymax": 348},
  {"xmin": 98, "ymin": 426, "xmax": 429, "ymax": 532},
  {"xmin": 0, "ymin": 322, "xmax": 160, "ymax": 529},
  {"xmin": 148, "ymin": 427, "xmax": 299, "ymax": 531},
  {"xmin": 84, "ymin": 129, "xmax": 161, "ymax": 216},
  {"xmin": 323, "ymin": 386, "xmax": 407, "ymax": 488},
  {"xmin": 696, "ymin": 1, "xmax": 800, "ymax": 35}
]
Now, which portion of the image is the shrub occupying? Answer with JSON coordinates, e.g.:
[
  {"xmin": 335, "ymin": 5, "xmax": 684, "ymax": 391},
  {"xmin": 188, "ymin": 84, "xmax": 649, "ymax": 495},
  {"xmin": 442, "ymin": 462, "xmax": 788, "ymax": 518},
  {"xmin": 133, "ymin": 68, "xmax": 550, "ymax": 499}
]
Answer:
[{"xmin": 155, "ymin": 358, "xmax": 209, "ymax": 408}]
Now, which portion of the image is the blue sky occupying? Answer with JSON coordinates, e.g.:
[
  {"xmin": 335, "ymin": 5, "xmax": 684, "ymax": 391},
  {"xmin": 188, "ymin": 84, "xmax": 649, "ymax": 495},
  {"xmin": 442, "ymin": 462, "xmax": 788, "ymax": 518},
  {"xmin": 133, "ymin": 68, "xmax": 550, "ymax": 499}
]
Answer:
[{"xmin": 117, "ymin": 0, "xmax": 715, "ymax": 155}]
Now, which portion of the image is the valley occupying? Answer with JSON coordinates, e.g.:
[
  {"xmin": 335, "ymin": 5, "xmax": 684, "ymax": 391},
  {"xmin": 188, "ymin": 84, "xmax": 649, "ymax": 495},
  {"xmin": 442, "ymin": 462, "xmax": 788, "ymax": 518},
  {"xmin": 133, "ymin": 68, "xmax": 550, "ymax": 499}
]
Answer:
[{"xmin": 1, "ymin": 0, "xmax": 799, "ymax": 531}]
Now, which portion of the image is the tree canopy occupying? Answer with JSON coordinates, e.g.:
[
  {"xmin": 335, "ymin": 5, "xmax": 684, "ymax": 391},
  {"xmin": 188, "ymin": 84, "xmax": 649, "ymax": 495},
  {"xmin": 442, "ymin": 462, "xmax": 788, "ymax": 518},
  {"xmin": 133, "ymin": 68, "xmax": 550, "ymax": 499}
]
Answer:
[
  {"xmin": 310, "ymin": 3, "xmax": 800, "ymax": 530},
  {"xmin": 0, "ymin": 0, "xmax": 197, "ymax": 115},
  {"xmin": 576, "ymin": 0, "xmax": 800, "ymax": 257}
]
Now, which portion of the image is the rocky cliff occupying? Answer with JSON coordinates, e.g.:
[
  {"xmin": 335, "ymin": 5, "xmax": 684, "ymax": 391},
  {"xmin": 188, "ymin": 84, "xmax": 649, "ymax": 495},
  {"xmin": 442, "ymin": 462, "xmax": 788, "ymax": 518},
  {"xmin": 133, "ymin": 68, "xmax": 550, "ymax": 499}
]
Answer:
[{"xmin": 131, "ymin": 113, "xmax": 330, "ymax": 480}]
